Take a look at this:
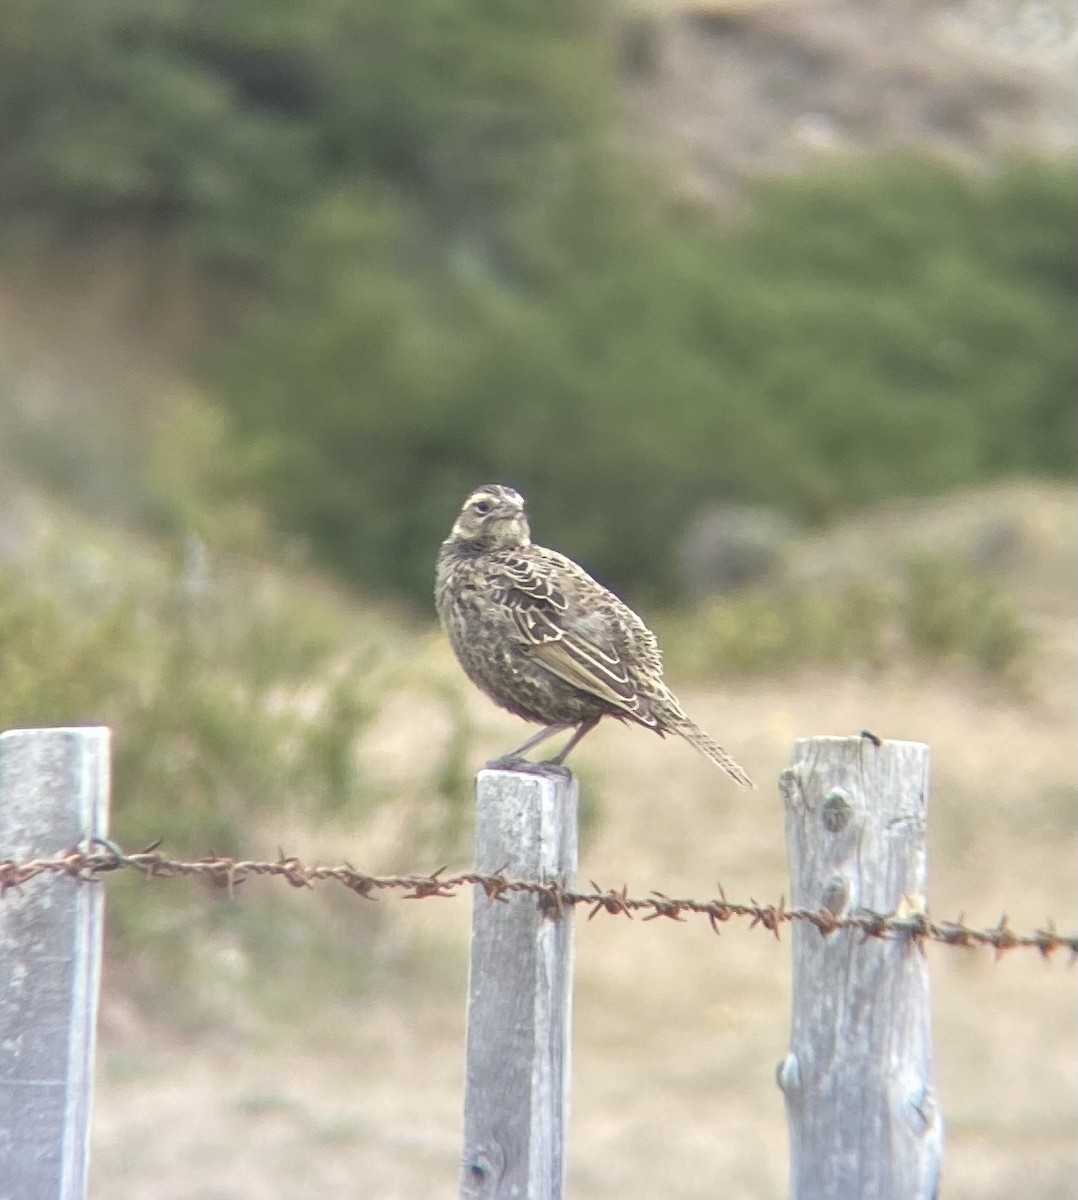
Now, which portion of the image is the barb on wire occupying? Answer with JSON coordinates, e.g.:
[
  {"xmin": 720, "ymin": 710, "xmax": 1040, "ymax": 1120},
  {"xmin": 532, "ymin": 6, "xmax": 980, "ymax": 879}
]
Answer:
[{"xmin": 0, "ymin": 845, "xmax": 1074, "ymax": 961}]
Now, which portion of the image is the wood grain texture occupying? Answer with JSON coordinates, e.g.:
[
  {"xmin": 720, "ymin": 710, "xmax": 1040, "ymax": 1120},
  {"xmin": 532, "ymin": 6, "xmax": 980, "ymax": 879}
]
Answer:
[
  {"xmin": 778, "ymin": 735, "xmax": 943, "ymax": 1200},
  {"xmin": 459, "ymin": 767, "xmax": 578, "ymax": 1200},
  {"xmin": 0, "ymin": 727, "xmax": 110, "ymax": 1200}
]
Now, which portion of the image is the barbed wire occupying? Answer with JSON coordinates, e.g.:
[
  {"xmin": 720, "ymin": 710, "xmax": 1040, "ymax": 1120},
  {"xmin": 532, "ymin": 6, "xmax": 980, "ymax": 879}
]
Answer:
[{"xmin": 0, "ymin": 844, "xmax": 1074, "ymax": 960}]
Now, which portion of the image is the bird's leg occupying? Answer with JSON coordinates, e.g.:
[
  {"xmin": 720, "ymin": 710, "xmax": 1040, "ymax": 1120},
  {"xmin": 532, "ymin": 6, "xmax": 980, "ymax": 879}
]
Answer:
[
  {"xmin": 547, "ymin": 716, "xmax": 601, "ymax": 766},
  {"xmin": 486, "ymin": 722, "xmax": 572, "ymax": 769}
]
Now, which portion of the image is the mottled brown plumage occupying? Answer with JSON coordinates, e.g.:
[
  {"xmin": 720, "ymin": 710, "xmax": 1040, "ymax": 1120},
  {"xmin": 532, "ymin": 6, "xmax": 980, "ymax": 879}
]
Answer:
[{"xmin": 435, "ymin": 484, "xmax": 753, "ymax": 786}]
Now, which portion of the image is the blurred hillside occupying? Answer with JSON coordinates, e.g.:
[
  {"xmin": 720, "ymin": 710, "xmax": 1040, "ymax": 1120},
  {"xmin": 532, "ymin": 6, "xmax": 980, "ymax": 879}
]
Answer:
[
  {"xmin": 624, "ymin": 0, "xmax": 1077, "ymax": 206},
  {"xmin": 0, "ymin": 0, "xmax": 1074, "ymax": 605},
  {"xmin": 0, "ymin": 6, "xmax": 1074, "ymax": 1195}
]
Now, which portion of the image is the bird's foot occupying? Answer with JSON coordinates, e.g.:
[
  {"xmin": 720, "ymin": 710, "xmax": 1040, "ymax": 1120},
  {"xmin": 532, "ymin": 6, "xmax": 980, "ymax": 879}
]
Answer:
[
  {"xmin": 484, "ymin": 753, "xmax": 528, "ymax": 771},
  {"xmin": 533, "ymin": 760, "xmax": 572, "ymax": 780},
  {"xmin": 483, "ymin": 755, "xmax": 572, "ymax": 780}
]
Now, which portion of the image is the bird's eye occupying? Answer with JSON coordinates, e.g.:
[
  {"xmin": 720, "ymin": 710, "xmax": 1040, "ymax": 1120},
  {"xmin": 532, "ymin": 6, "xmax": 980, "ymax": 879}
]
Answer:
[{"xmin": 473, "ymin": 499, "xmax": 493, "ymax": 516}]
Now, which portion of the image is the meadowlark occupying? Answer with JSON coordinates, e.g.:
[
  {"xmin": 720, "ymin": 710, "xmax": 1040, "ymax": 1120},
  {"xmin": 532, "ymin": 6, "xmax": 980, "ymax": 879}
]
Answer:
[{"xmin": 435, "ymin": 484, "xmax": 753, "ymax": 786}]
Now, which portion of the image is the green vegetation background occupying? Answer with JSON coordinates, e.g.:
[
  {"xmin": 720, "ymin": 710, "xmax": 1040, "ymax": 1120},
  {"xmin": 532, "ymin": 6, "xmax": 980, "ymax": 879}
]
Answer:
[{"xmin": 1, "ymin": 0, "xmax": 1073, "ymax": 605}]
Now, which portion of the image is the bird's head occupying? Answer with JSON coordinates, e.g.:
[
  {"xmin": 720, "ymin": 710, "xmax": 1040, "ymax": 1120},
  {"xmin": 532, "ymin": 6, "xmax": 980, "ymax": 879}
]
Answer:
[{"xmin": 446, "ymin": 484, "xmax": 531, "ymax": 552}]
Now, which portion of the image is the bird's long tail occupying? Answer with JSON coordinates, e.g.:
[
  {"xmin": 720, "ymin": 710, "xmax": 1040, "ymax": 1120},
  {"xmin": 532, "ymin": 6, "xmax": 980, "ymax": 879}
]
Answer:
[{"xmin": 671, "ymin": 717, "xmax": 755, "ymax": 788}]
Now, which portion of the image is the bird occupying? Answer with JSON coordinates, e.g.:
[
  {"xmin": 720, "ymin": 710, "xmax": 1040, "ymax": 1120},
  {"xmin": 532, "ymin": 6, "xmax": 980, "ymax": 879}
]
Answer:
[{"xmin": 435, "ymin": 484, "xmax": 754, "ymax": 787}]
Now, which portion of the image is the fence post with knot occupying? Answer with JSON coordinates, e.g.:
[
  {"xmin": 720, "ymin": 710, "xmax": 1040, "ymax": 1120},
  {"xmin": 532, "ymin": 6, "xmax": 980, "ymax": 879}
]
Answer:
[
  {"xmin": 777, "ymin": 735, "xmax": 943, "ymax": 1200},
  {"xmin": 0, "ymin": 727, "xmax": 111, "ymax": 1200},
  {"xmin": 459, "ymin": 765, "xmax": 578, "ymax": 1200}
]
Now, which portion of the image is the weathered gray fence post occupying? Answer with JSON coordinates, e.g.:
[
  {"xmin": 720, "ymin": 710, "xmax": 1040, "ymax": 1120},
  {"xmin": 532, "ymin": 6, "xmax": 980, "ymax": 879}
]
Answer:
[
  {"xmin": 459, "ymin": 767, "xmax": 578, "ymax": 1200},
  {"xmin": 777, "ymin": 735, "xmax": 943, "ymax": 1200},
  {"xmin": 0, "ymin": 727, "xmax": 111, "ymax": 1200}
]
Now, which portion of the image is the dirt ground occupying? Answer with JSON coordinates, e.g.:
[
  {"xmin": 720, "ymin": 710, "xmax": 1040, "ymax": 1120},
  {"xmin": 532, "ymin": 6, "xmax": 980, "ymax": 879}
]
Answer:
[{"xmin": 88, "ymin": 487, "xmax": 1076, "ymax": 1200}]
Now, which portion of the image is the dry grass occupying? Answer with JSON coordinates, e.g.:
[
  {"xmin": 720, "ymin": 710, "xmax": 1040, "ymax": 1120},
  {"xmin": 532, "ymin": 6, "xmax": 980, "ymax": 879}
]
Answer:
[
  {"xmin": 623, "ymin": 0, "xmax": 1076, "ymax": 211},
  {"xmin": 87, "ymin": 483, "xmax": 1076, "ymax": 1200}
]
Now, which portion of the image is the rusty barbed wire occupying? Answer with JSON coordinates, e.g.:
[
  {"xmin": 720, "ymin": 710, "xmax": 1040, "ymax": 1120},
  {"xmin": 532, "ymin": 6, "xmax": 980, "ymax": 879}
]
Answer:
[{"xmin": 0, "ymin": 844, "xmax": 1074, "ymax": 960}]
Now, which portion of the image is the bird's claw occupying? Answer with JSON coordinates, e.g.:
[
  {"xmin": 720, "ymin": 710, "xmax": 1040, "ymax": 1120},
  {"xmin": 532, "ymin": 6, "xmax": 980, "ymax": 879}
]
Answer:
[
  {"xmin": 484, "ymin": 754, "xmax": 528, "ymax": 770},
  {"xmin": 483, "ymin": 756, "xmax": 572, "ymax": 780},
  {"xmin": 534, "ymin": 760, "xmax": 572, "ymax": 779}
]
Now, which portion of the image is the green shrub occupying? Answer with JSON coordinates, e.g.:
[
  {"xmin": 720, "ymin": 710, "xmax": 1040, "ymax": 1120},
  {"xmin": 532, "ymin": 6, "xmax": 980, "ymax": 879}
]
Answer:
[
  {"xmin": 0, "ymin": 545, "xmax": 380, "ymax": 853},
  {"xmin": 662, "ymin": 581, "xmax": 890, "ymax": 680},
  {"xmin": 0, "ymin": 0, "xmax": 608, "ymax": 271},
  {"xmin": 664, "ymin": 555, "xmax": 1031, "ymax": 686},
  {"xmin": 212, "ymin": 154, "xmax": 1075, "ymax": 604},
  {"xmin": 0, "ymin": 517, "xmax": 480, "ymax": 1014},
  {"xmin": 900, "ymin": 553, "xmax": 1031, "ymax": 680},
  {"xmin": 3, "ymin": 533, "xmax": 472, "ymax": 870},
  {"xmin": 0, "ymin": 1, "xmax": 1072, "ymax": 606}
]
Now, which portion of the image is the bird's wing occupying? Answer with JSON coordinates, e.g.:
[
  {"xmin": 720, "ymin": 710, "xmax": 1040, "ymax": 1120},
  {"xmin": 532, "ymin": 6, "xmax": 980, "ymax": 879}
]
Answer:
[{"xmin": 490, "ymin": 552, "xmax": 655, "ymax": 723}]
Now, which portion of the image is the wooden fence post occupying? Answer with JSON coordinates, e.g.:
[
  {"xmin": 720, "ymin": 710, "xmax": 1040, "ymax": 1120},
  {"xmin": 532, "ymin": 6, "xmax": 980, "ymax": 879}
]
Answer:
[
  {"xmin": 0, "ymin": 727, "xmax": 111, "ymax": 1200},
  {"xmin": 459, "ymin": 766, "xmax": 578, "ymax": 1200},
  {"xmin": 777, "ymin": 735, "xmax": 943, "ymax": 1200}
]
